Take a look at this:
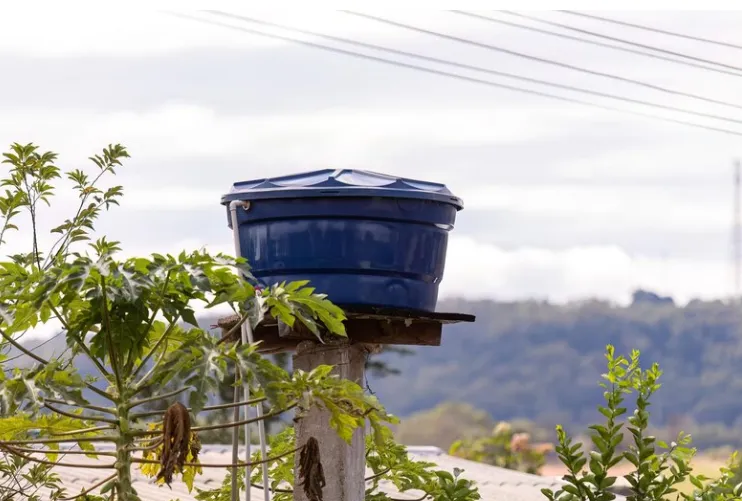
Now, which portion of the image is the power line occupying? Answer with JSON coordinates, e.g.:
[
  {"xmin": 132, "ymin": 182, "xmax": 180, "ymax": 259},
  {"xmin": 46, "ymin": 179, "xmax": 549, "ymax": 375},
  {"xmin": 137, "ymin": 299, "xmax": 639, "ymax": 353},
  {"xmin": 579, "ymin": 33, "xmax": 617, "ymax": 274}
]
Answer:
[
  {"xmin": 342, "ymin": 11, "xmax": 742, "ymax": 108},
  {"xmin": 170, "ymin": 11, "xmax": 742, "ymax": 138},
  {"xmin": 500, "ymin": 10, "xmax": 742, "ymax": 74},
  {"xmin": 204, "ymin": 10, "xmax": 742, "ymax": 126},
  {"xmin": 734, "ymin": 160, "xmax": 741, "ymax": 299},
  {"xmin": 3, "ymin": 332, "xmax": 61, "ymax": 364},
  {"xmin": 451, "ymin": 10, "xmax": 742, "ymax": 80},
  {"xmin": 560, "ymin": 10, "xmax": 742, "ymax": 51}
]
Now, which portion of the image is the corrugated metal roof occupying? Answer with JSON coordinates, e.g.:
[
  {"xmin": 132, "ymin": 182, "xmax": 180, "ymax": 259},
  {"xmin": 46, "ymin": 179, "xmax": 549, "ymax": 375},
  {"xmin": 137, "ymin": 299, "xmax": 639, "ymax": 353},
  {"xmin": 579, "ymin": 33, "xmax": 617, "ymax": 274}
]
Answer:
[{"xmin": 3, "ymin": 445, "xmax": 625, "ymax": 501}]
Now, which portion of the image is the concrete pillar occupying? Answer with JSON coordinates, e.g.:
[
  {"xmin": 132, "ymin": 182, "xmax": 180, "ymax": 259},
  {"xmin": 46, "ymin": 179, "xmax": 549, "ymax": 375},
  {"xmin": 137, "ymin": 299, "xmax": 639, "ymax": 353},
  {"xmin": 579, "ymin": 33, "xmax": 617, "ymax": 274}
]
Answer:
[{"xmin": 292, "ymin": 339, "xmax": 370, "ymax": 501}]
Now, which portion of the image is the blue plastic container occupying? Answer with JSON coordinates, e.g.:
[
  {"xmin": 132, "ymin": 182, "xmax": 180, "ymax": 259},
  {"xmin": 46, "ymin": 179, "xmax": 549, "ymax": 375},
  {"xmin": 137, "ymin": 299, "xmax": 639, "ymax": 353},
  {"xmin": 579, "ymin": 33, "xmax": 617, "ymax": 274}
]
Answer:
[{"xmin": 221, "ymin": 169, "xmax": 463, "ymax": 312}]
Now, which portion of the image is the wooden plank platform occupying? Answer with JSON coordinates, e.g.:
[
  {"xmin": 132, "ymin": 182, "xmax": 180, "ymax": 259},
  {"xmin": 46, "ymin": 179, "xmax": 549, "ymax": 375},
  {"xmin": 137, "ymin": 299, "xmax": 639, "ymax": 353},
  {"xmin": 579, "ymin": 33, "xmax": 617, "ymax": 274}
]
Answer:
[{"xmin": 251, "ymin": 305, "xmax": 476, "ymax": 354}]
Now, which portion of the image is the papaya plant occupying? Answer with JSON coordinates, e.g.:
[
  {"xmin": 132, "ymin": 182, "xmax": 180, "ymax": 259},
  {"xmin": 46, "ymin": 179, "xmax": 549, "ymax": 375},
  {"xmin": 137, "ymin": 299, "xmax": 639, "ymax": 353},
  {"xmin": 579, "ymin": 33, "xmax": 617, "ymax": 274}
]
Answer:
[
  {"xmin": 191, "ymin": 429, "xmax": 482, "ymax": 501},
  {"xmin": 195, "ymin": 425, "xmax": 480, "ymax": 501},
  {"xmin": 0, "ymin": 143, "xmax": 382, "ymax": 500},
  {"xmin": 0, "ymin": 142, "xmax": 480, "ymax": 501}
]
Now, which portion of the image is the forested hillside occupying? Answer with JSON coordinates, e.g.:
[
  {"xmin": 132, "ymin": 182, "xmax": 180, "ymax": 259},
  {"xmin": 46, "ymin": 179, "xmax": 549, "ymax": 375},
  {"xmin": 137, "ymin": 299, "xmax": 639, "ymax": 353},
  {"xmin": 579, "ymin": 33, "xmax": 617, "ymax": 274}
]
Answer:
[
  {"xmin": 367, "ymin": 291, "xmax": 742, "ymax": 447},
  {"xmin": 13, "ymin": 289, "xmax": 742, "ymax": 447}
]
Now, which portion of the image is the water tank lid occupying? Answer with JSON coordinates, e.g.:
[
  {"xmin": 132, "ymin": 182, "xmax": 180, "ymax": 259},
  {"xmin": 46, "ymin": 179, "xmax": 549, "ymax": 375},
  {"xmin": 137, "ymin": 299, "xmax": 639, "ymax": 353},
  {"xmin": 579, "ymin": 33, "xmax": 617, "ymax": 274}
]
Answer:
[{"xmin": 221, "ymin": 169, "xmax": 463, "ymax": 210}]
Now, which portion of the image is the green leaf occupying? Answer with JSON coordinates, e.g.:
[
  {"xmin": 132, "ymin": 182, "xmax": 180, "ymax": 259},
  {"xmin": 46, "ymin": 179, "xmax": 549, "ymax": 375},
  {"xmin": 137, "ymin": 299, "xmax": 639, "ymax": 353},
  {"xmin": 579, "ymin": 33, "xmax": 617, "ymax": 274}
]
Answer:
[
  {"xmin": 181, "ymin": 308, "xmax": 199, "ymax": 328},
  {"xmin": 689, "ymin": 475, "xmax": 704, "ymax": 489}
]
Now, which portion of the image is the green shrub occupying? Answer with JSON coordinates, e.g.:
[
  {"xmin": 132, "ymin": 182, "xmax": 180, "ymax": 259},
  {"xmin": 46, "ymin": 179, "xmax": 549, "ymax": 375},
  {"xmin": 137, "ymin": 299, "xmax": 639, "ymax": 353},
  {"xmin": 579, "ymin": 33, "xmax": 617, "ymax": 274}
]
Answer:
[
  {"xmin": 449, "ymin": 420, "xmax": 552, "ymax": 474},
  {"xmin": 542, "ymin": 345, "xmax": 742, "ymax": 501}
]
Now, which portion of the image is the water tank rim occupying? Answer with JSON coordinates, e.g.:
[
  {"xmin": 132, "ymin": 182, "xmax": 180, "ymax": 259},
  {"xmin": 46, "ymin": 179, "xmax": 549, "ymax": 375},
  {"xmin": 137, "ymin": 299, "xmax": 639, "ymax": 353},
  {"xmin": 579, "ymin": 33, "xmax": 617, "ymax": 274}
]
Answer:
[{"xmin": 220, "ymin": 189, "xmax": 464, "ymax": 210}]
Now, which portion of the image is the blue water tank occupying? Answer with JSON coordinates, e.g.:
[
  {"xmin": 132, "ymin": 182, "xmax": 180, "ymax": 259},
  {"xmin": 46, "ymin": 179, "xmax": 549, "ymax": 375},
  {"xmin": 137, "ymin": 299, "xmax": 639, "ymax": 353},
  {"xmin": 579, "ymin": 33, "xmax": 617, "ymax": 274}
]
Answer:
[{"xmin": 221, "ymin": 169, "xmax": 463, "ymax": 312}]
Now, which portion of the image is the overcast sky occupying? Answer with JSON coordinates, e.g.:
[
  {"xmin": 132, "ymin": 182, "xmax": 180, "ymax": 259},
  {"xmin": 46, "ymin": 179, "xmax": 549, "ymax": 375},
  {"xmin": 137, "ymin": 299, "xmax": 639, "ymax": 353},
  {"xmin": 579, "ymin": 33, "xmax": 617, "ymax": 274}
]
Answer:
[{"xmin": 1, "ymin": 8, "xmax": 742, "ymax": 310}]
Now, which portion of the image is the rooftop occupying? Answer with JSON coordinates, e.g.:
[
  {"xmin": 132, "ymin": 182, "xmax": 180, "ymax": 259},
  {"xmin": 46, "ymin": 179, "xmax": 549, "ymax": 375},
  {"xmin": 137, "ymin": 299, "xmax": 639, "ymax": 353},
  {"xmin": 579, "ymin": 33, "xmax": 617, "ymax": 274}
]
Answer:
[{"xmin": 3, "ymin": 445, "xmax": 627, "ymax": 501}]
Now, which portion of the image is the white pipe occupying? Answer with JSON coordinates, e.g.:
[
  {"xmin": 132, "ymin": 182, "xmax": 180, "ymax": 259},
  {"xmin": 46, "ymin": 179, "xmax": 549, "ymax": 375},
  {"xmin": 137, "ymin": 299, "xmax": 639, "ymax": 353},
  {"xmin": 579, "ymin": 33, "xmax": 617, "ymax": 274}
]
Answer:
[
  {"xmin": 230, "ymin": 379, "xmax": 240, "ymax": 501},
  {"xmin": 229, "ymin": 200, "xmax": 271, "ymax": 501}
]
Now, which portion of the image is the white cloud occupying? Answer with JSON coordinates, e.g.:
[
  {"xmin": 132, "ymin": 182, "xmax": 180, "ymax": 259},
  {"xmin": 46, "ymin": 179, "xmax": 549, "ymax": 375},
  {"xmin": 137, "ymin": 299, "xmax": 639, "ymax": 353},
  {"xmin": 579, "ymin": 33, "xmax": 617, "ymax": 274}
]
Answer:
[
  {"xmin": 0, "ymin": 95, "xmax": 735, "ymax": 318},
  {"xmin": 440, "ymin": 236, "xmax": 732, "ymax": 305},
  {"xmin": 116, "ymin": 234, "xmax": 736, "ymax": 307},
  {"xmin": 120, "ymin": 187, "xmax": 224, "ymax": 211},
  {"xmin": 14, "ymin": 232, "xmax": 732, "ymax": 342},
  {"xmin": 2, "ymin": 98, "xmax": 734, "ymax": 182},
  {"xmin": 0, "ymin": 7, "xmax": 265, "ymax": 57},
  {"xmin": 459, "ymin": 183, "xmax": 730, "ymax": 233},
  {"xmin": 555, "ymin": 143, "xmax": 736, "ymax": 183},
  {"xmin": 14, "ymin": 320, "xmax": 65, "ymax": 344},
  {"xmin": 0, "ymin": 7, "xmax": 388, "ymax": 57},
  {"xmin": 3, "ymin": 7, "xmax": 742, "ymax": 325}
]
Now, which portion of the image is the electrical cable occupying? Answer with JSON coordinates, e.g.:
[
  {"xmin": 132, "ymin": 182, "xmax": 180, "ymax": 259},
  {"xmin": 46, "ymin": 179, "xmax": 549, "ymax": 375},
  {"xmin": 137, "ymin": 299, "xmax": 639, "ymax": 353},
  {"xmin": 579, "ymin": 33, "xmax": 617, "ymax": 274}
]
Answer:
[
  {"xmin": 499, "ymin": 10, "xmax": 742, "ymax": 73},
  {"xmin": 204, "ymin": 9, "xmax": 742, "ymax": 125},
  {"xmin": 342, "ymin": 10, "xmax": 742, "ymax": 106},
  {"xmin": 2, "ymin": 332, "xmax": 62, "ymax": 364},
  {"xmin": 451, "ymin": 10, "xmax": 742, "ymax": 80},
  {"xmin": 559, "ymin": 10, "xmax": 742, "ymax": 51},
  {"xmin": 166, "ymin": 11, "xmax": 742, "ymax": 138}
]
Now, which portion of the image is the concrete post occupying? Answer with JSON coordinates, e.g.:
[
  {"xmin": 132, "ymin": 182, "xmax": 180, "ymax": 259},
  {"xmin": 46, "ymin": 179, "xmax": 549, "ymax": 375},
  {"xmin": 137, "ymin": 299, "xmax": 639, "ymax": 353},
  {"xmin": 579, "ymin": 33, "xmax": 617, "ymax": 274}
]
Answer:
[{"xmin": 292, "ymin": 339, "xmax": 370, "ymax": 501}]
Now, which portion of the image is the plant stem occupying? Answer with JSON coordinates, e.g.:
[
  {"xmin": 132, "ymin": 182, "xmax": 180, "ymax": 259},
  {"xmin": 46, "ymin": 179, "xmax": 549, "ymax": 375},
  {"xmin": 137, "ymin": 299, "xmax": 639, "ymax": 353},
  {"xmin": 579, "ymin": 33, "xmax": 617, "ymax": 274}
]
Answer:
[
  {"xmin": 217, "ymin": 311, "xmax": 250, "ymax": 346},
  {"xmin": 231, "ymin": 380, "xmax": 239, "ymax": 501},
  {"xmin": 22, "ymin": 176, "xmax": 41, "ymax": 269},
  {"xmin": 43, "ymin": 402, "xmax": 119, "ymax": 425},
  {"xmin": 0, "ymin": 327, "xmax": 48, "ymax": 365},
  {"xmin": 1, "ymin": 332, "xmax": 60, "ymax": 364},
  {"xmin": 100, "ymin": 275, "xmax": 123, "ymax": 391},
  {"xmin": 58, "ymin": 473, "xmax": 116, "ymax": 500},
  {"xmin": 126, "ymin": 439, "xmax": 163, "ymax": 453},
  {"xmin": 127, "ymin": 386, "xmax": 188, "ymax": 409},
  {"xmin": 190, "ymin": 403, "xmax": 297, "ymax": 432},
  {"xmin": 130, "ymin": 396, "xmax": 266, "ymax": 419},
  {"xmin": 2, "ymin": 452, "xmax": 27, "ymax": 497},
  {"xmin": 0, "ymin": 444, "xmax": 115, "ymax": 469},
  {"xmin": 131, "ymin": 402, "xmax": 297, "ymax": 435},
  {"xmin": 251, "ymin": 482, "xmax": 293, "ymax": 494},
  {"xmin": 39, "ymin": 301, "xmax": 111, "ymax": 381},
  {"xmin": 390, "ymin": 495, "xmax": 428, "ymax": 501},
  {"xmin": 132, "ymin": 319, "xmax": 172, "ymax": 380},
  {"xmin": 64, "ymin": 325, "xmax": 112, "ymax": 382},
  {"xmin": 0, "ymin": 437, "xmax": 115, "ymax": 445},
  {"xmin": 365, "ymin": 468, "xmax": 392, "ymax": 482},
  {"xmin": 131, "ymin": 444, "xmax": 302, "ymax": 468},
  {"xmin": 44, "ymin": 398, "xmax": 117, "ymax": 416},
  {"xmin": 129, "ymin": 272, "xmax": 173, "ymax": 377},
  {"xmin": 50, "ymin": 425, "xmax": 114, "ymax": 437},
  {"xmin": 132, "ymin": 340, "xmax": 169, "ymax": 392},
  {"xmin": 0, "ymin": 194, "xmax": 21, "ymax": 250},
  {"xmin": 115, "ymin": 402, "xmax": 136, "ymax": 501},
  {"xmin": 84, "ymin": 382, "xmax": 118, "ymax": 403},
  {"xmin": 44, "ymin": 168, "xmax": 108, "ymax": 268},
  {"xmin": 6, "ymin": 445, "xmax": 116, "ymax": 457}
]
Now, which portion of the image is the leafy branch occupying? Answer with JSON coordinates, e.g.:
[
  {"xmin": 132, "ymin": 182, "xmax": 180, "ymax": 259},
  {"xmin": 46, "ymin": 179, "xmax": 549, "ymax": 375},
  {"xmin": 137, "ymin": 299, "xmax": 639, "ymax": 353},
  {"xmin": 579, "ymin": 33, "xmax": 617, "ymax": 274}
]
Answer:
[
  {"xmin": 0, "ymin": 142, "xmax": 481, "ymax": 501},
  {"xmin": 541, "ymin": 345, "xmax": 738, "ymax": 501}
]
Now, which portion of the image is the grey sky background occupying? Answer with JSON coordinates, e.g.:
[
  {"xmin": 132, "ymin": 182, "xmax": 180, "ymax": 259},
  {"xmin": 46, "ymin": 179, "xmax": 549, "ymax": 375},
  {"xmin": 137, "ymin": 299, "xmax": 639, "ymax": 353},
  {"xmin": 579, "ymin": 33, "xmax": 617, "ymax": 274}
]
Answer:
[{"xmin": 1, "ymin": 9, "xmax": 742, "ymax": 315}]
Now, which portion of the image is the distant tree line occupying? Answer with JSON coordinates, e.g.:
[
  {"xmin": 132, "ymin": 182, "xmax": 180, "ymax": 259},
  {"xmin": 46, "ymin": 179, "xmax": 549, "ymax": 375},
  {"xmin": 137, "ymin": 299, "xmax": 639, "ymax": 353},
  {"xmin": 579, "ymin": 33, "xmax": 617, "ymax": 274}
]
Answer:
[
  {"xmin": 369, "ymin": 291, "xmax": 742, "ymax": 451},
  {"xmin": 14, "ymin": 288, "xmax": 742, "ymax": 450}
]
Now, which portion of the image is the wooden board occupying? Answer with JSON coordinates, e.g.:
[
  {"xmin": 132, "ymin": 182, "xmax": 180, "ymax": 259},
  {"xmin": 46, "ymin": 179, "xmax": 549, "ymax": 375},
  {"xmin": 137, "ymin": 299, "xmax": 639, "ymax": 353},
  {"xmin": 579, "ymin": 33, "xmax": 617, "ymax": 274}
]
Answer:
[{"xmin": 250, "ymin": 306, "xmax": 475, "ymax": 354}]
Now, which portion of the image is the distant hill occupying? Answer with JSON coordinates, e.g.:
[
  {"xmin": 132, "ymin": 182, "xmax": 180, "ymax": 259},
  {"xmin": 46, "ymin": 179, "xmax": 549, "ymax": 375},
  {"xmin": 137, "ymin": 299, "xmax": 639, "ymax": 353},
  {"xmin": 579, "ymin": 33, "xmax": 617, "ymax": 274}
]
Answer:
[
  {"xmin": 367, "ymin": 293, "xmax": 742, "ymax": 448},
  {"xmin": 11, "ymin": 291, "xmax": 742, "ymax": 448}
]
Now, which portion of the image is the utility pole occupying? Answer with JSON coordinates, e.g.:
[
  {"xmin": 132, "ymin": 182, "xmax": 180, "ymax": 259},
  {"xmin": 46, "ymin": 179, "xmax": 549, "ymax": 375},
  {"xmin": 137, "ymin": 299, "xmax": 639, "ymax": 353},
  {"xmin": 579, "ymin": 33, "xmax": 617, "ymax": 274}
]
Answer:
[{"xmin": 734, "ymin": 159, "xmax": 741, "ymax": 299}]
